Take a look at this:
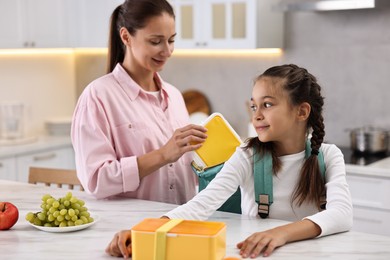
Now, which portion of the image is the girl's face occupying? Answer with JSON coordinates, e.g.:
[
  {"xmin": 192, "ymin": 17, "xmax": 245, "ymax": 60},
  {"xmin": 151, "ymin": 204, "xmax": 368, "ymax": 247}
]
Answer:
[
  {"xmin": 127, "ymin": 12, "xmax": 176, "ymax": 73},
  {"xmin": 250, "ymin": 77, "xmax": 308, "ymax": 145}
]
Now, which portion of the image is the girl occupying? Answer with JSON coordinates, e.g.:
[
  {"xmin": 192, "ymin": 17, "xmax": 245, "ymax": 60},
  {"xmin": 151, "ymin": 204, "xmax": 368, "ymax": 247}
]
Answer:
[
  {"xmin": 105, "ymin": 64, "xmax": 353, "ymax": 258},
  {"xmin": 71, "ymin": 0, "xmax": 207, "ymax": 203}
]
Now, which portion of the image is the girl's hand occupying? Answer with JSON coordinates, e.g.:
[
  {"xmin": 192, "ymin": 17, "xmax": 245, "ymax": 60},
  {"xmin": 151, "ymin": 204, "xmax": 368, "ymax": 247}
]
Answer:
[
  {"xmin": 237, "ymin": 220, "xmax": 321, "ymax": 258},
  {"xmin": 105, "ymin": 230, "xmax": 132, "ymax": 259},
  {"xmin": 160, "ymin": 124, "xmax": 207, "ymax": 163},
  {"xmin": 236, "ymin": 228, "xmax": 288, "ymax": 258}
]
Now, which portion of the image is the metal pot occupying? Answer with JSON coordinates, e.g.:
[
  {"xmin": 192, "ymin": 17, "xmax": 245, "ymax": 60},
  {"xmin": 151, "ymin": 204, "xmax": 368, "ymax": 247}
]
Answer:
[{"xmin": 350, "ymin": 126, "xmax": 389, "ymax": 154}]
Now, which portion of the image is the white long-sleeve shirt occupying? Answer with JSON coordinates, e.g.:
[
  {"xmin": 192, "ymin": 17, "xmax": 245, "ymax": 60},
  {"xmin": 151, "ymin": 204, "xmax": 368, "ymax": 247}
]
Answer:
[{"xmin": 165, "ymin": 143, "xmax": 353, "ymax": 237}]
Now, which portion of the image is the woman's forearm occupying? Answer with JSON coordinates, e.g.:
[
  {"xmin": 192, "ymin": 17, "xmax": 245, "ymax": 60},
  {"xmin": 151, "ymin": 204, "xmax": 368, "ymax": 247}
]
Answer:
[{"xmin": 137, "ymin": 148, "xmax": 167, "ymax": 179}]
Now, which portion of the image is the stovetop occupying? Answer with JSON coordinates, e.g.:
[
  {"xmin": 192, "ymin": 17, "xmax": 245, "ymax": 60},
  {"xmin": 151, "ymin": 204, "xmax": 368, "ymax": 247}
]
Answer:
[{"xmin": 338, "ymin": 146, "xmax": 389, "ymax": 166}]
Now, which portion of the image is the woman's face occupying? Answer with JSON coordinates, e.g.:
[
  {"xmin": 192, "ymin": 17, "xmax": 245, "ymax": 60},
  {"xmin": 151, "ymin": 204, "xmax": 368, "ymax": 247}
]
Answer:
[{"xmin": 127, "ymin": 12, "xmax": 176, "ymax": 73}]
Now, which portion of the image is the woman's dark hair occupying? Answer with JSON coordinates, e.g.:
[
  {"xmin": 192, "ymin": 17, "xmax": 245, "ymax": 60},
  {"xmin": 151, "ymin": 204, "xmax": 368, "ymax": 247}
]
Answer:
[
  {"xmin": 107, "ymin": 0, "xmax": 175, "ymax": 73},
  {"xmin": 245, "ymin": 64, "xmax": 326, "ymax": 209}
]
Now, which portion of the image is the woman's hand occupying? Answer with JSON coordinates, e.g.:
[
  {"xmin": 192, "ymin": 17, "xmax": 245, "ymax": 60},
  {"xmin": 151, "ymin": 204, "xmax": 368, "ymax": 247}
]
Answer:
[
  {"xmin": 236, "ymin": 227, "xmax": 288, "ymax": 258},
  {"xmin": 160, "ymin": 124, "xmax": 207, "ymax": 163},
  {"xmin": 137, "ymin": 124, "xmax": 207, "ymax": 179},
  {"xmin": 105, "ymin": 230, "xmax": 132, "ymax": 259}
]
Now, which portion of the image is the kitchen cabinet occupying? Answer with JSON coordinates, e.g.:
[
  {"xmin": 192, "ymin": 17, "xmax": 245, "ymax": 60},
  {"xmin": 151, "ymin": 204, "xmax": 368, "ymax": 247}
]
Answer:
[
  {"xmin": 16, "ymin": 146, "xmax": 76, "ymax": 182},
  {"xmin": 0, "ymin": 156, "xmax": 16, "ymax": 181},
  {"xmin": 169, "ymin": 0, "xmax": 283, "ymax": 49},
  {"xmin": 0, "ymin": 136, "xmax": 76, "ymax": 182},
  {"xmin": 0, "ymin": 0, "xmax": 72, "ymax": 48},
  {"xmin": 71, "ymin": 0, "xmax": 123, "ymax": 48},
  {"xmin": 346, "ymin": 167, "xmax": 390, "ymax": 236},
  {"xmin": 0, "ymin": 0, "xmax": 283, "ymax": 49},
  {"xmin": 352, "ymin": 207, "xmax": 390, "ymax": 237}
]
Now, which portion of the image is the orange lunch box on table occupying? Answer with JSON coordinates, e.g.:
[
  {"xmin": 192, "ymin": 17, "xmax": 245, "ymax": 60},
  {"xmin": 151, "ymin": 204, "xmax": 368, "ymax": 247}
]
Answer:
[{"xmin": 131, "ymin": 218, "xmax": 226, "ymax": 260}]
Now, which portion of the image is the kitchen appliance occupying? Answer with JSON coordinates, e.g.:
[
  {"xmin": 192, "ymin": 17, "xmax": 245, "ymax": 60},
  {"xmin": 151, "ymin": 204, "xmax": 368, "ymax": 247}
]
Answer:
[
  {"xmin": 349, "ymin": 126, "xmax": 389, "ymax": 154},
  {"xmin": 273, "ymin": 0, "xmax": 376, "ymax": 12},
  {"xmin": 0, "ymin": 102, "xmax": 25, "ymax": 140},
  {"xmin": 45, "ymin": 117, "xmax": 72, "ymax": 136},
  {"xmin": 339, "ymin": 146, "xmax": 388, "ymax": 166}
]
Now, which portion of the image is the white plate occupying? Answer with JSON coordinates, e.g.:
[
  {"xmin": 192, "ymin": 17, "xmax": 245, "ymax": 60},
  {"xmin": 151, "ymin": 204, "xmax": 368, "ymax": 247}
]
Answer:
[{"xmin": 28, "ymin": 215, "xmax": 99, "ymax": 233}]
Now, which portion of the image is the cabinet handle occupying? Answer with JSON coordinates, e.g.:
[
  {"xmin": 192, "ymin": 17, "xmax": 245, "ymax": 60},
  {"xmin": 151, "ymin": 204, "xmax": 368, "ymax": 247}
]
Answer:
[
  {"xmin": 195, "ymin": 42, "xmax": 208, "ymax": 47},
  {"xmin": 31, "ymin": 42, "xmax": 35, "ymax": 47},
  {"xmin": 24, "ymin": 42, "xmax": 29, "ymax": 47},
  {"xmin": 33, "ymin": 153, "xmax": 57, "ymax": 161},
  {"xmin": 0, "ymin": 163, "xmax": 3, "ymax": 168}
]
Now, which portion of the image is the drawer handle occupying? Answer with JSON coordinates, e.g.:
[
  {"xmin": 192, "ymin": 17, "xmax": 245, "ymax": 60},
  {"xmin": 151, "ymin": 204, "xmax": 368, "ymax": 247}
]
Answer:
[
  {"xmin": 354, "ymin": 216, "xmax": 382, "ymax": 224},
  {"xmin": 33, "ymin": 153, "xmax": 57, "ymax": 161},
  {"xmin": 353, "ymin": 199, "xmax": 383, "ymax": 209}
]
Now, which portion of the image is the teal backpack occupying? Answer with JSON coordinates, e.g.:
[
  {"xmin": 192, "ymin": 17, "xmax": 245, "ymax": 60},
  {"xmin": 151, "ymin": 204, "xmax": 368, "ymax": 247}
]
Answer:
[{"xmin": 193, "ymin": 141, "xmax": 326, "ymax": 217}]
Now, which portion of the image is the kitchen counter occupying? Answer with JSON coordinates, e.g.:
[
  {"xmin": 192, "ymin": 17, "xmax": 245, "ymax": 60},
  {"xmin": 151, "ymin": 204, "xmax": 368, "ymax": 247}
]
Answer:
[
  {"xmin": 346, "ymin": 163, "xmax": 390, "ymax": 178},
  {"xmin": 0, "ymin": 136, "xmax": 75, "ymax": 182},
  {"xmin": 0, "ymin": 135, "xmax": 72, "ymax": 158},
  {"xmin": 344, "ymin": 156, "xmax": 390, "ymax": 237},
  {"xmin": 1, "ymin": 180, "xmax": 390, "ymax": 259},
  {"xmin": 338, "ymin": 146, "xmax": 390, "ymax": 177},
  {"xmin": 339, "ymin": 146, "xmax": 389, "ymax": 166}
]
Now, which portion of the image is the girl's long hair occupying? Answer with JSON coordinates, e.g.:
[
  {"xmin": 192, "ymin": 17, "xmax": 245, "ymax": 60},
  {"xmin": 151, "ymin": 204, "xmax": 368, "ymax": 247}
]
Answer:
[{"xmin": 245, "ymin": 64, "xmax": 326, "ymax": 209}]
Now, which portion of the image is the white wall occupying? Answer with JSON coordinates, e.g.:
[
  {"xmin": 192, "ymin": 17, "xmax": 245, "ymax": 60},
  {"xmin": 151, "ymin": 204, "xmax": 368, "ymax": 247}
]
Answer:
[
  {"xmin": 0, "ymin": 52, "xmax": 76, "ymax": 137},
  {"xmin": 282, "ymin": 4, "xmax": 390, "ymax": 146}
]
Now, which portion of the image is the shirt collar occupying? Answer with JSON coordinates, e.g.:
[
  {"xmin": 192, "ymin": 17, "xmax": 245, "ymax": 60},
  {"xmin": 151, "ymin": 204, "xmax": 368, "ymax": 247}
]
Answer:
[{"xmin": 112, "ymin": 63, "xmax": 169, "ymax": 108}]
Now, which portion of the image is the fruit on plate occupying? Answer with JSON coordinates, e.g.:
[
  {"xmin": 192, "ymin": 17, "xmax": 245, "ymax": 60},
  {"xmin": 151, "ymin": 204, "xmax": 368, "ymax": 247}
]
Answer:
[
  {"xmin": 0, "ymin": 202, "xmax": 19, "ymax": 230},
  {"xmin": 25, "ymin": 192, "xmax": 94, "ymax": 227}
]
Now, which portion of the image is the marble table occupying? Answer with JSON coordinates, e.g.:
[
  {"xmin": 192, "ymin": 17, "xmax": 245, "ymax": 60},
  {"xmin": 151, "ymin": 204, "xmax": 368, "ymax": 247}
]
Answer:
[{"xmin": 1, "ymin": 180, "xmax": 390, "ymax": 259}]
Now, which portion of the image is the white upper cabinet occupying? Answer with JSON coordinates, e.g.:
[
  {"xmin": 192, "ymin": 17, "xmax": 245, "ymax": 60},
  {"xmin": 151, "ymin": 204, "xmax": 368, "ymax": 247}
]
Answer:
[
  {"xmin": 0, "ymin": 1, "xmax": 23, "ymax": 48},
  {"xmin": 0, "ymin": 0, "xmax": 72, "ymax": 48},
  {"xmin": 71, "ymin": 0, "xmax": 123, "ymax": 48},
  {"xmin": 0, "ymin": 0, "xmax": 122, "ymax": 48},
  {"xmin": 0, "ymin": 0, "xmax": 282, "ymax": 49},
  {"xmin": 170, "ymin": 0, "xmax": 283, "ymax": 49}
]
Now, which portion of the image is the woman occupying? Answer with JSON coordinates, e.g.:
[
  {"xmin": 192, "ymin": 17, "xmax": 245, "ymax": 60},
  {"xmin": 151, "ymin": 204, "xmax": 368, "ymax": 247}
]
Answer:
[{"xmin": 71, "ymin": 0, "xmax": 207, "ymax": 204}]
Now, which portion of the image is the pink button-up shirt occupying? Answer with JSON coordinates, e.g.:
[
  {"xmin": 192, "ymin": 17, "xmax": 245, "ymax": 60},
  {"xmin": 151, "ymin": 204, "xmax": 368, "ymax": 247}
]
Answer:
[{"xmin": 71, "ymin": 64, "xmax": 196, "ymax": 204}]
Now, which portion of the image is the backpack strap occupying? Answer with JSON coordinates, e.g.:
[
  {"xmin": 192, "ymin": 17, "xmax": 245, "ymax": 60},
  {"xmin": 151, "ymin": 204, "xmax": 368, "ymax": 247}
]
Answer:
[
  {"xmin": 253, "ymin": 140, "xmax": 326, "ymax": 218},
  {"xmin": 253, "ymin": 152, "xmax": 273, "ymax": 219}
]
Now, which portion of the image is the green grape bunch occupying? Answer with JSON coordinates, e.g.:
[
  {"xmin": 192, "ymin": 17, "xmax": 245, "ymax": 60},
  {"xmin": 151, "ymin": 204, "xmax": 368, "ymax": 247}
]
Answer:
[{"xmin": 25, "ymin": 192, "xmax": 94, "ymax": 227}]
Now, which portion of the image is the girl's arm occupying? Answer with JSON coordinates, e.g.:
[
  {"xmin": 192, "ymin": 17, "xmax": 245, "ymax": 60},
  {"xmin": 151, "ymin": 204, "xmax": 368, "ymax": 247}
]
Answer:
[
  {"xmin": 164, "ymin": 148, "xmax": 249, "ymax": 220},
  {"xmin": 237, "ymin": 219, "xmax": 321, "ymax": 258},
  {"xmin": 304, "ymin": 144, "xmax": 353, "ymax": 236},
  {"xmin": 237, "ymin": 144, "xmax": 353, "ymax": 258}
]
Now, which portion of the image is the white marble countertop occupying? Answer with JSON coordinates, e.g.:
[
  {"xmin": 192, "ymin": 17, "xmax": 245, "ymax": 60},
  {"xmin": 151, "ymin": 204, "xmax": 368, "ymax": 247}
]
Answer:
[
  {"xmin": 346, "ymin": 163, "xmax": 390, "ymax": 178},
  {"xmin": 0, "ymin": 135, "xmax": 72, "ymax": 158},
  {"xmin": 1, "ymin": 180, "xmax": 390, "ymax": 259}
]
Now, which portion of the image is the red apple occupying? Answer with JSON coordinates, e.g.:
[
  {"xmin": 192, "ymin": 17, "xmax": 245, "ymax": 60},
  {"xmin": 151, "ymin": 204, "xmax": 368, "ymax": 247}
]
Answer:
[{"xmin": 0, "ymin": 202, "xmax": 19, "ymax": 230}]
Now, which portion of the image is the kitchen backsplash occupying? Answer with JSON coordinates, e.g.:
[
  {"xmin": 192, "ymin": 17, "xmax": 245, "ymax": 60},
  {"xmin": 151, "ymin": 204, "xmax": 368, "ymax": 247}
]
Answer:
[
  {"xmin": 0, "ymin": 51, "xmax": 76, "ymax": 138},
  {"xmin": 1, "ymin": 4, "xmax": 390, "ymax": 147}
]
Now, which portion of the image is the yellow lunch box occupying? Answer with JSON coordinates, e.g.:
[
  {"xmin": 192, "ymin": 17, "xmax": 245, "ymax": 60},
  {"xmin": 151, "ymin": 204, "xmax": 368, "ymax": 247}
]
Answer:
[{"xmin": 131, "ymin": 218, "xmax": 226, "ymax": 260}]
